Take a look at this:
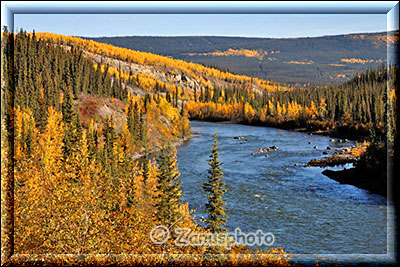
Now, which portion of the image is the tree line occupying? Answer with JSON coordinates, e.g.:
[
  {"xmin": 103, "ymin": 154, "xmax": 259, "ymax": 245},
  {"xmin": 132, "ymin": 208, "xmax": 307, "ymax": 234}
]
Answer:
[{"xmin": 187, "ymin": 64, "xmax": 396, "ymax": 141}]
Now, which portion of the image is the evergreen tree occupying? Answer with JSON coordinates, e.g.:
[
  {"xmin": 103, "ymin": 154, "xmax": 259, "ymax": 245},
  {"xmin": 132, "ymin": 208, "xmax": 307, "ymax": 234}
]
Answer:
[
  {"xmin": 87, "ymin": 120, "xmax": 98, "ymax": 160},
  {"xmin": 139, "ymin": 113, "xmax": 145, "ymax": 143},
  {"xmin": 62, "ymin": 88, "xmax": 78, "ymax": 158},
  {"xmin": 166, "ymin": 92, "xmax": 171, "ymax": 103},
  {"xmin": 155, "ymin": 143, "xmax": 183, "ymax": 226},
  {"xmin": 103, "ymin": 116, "xmax": 118, "ymax": 179},
  {"xmin": 141, "ymin": 145, "xmax": 150, "ymax": 184},
  {"xmin": 133, "ymin": 102, "xmax": 140, "ymax": 141},
  {"xmin": 141, "ymin": 124, "xmax": 150, "ymax": 185},
  {"xmin": 127, "ymin": 102, "xmax": 134, "ymax": 135},
  {"xmin": 202, "ymin": 132, "xmax": 228, "ymax": 233}
]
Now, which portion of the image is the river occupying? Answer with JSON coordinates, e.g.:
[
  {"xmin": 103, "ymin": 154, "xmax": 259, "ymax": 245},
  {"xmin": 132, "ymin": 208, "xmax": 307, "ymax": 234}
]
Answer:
[{"xmin": 176, "ymin": 121, "xmax": 393, "ymax": 259}]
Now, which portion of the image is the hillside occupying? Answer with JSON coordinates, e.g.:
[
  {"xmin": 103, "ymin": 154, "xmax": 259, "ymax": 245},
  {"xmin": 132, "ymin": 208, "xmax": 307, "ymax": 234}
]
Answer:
[
  {"xmin": 33, "ymin": 32, "xmax": 395, "ymax": 140},
  {"xmin": 2, "ymin": 29, "xmax": 396, "ymax": 264},
  {"xmin": 86, "ymin": 31, "xmax": 398, "ymax": 86},
  {"xmin": 2, "ymin": 30, "xmax": 294, "ymax": 264}
]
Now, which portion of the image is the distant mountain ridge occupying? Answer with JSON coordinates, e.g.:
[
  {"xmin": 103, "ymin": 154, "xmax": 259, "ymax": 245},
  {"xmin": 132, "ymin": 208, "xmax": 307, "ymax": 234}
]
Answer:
[{"xmin": 86, "ymin": 31, "xmax": 398, "ymax": 86}]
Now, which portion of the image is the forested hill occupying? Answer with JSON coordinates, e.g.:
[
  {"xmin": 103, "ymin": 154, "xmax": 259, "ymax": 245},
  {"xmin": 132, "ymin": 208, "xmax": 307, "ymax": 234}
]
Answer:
[{"xmin": 86, "ymin": 31, "xmax": 398, "ymax": 86}]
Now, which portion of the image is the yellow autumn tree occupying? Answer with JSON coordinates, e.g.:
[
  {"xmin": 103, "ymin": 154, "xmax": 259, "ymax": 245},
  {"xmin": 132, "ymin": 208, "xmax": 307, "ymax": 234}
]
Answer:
[
  {"xmin": 15, "ymin": 107, "xmax": 65, "ymax": 253},
  {"xmin": 318, "ymin": 98, "xmax": 327, "ymax": 119}
]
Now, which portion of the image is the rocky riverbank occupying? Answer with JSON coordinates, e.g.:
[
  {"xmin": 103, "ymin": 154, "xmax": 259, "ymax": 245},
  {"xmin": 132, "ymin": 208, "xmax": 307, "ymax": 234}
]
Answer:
[
  {"xmin": 305, "ymin": 144, "xmax": 387, "ymax": 197},
  {"xmin": 304, "ymin": 145, "xmax": 361, "ymax": 167}
]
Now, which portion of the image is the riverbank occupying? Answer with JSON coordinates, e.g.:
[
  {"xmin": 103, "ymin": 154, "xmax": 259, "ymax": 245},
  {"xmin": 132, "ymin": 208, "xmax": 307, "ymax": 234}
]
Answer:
[
  {"xmin": 304, "ymin": 146, "xmax": 362, "ymax": 167},
  {"xmin": 190, "ymin": 119, "xmax": 387, "ymax": 198},
  {"xmin": 304, "ymin": 145, "xmax": 387, "ymax": 197},
  {"xmin": 190, "ymin": 118, "xmax": 369, "ymax": 141},
  {"xmin": 177, "ymin": 121, "xmax": 388, "ymax": 254}
]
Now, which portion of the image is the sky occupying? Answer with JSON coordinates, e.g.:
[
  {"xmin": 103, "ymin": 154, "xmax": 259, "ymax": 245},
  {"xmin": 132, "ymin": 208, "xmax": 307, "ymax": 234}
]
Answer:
[{"xmin": 13, "ymin": 14, "xmax": 390, "ymax": 38}]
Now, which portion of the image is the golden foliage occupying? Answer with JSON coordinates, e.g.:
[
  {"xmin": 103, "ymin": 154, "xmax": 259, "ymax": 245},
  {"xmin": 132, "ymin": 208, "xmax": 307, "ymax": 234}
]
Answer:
[
  {"xmin": 350, "ymin": 141, "xmax": 369, "ymax": 157},
  {"xmin": 35, "ymin": 32, "xmax": 284, "ymax": 93},
  {"xmin": 286, "ymin": 60, "xmax": 314, "ymax": 65},
  {"xmin": 340, "ymin": 58, "xmax": 377, "ymax": 64},
  {"xmin": 7, "ymin": 105, "xmax": 292, "ymax": 264},
  {"xmin": 184, "ymin": 48, "xmax": 272, "ymax": 60},
  {"xmin": 186, "ymin": 98, "xmax": 327, "ymax": 123}
]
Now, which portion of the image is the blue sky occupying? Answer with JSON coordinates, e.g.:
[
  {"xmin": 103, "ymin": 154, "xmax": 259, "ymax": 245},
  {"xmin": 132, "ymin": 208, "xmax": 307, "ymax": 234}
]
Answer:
[{"xmin": 14, "ymin": 14, "xmax": 389, "ymax": 38}]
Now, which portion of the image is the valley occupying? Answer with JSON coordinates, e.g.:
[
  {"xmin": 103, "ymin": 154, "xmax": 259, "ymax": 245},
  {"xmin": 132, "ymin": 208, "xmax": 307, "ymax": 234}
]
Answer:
[{"xmin": 1, "ymin": 28, "xmax": 396, "ymax": 265}]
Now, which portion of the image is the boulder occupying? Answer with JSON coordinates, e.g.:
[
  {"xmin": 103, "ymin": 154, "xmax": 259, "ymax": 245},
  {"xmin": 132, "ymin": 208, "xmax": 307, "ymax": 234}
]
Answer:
[
  {"xmin": 305, "ymin": 153, "xmax": 358, "ymax": 167},
  {"xmin": 251, "ymin": 146, "xmax": 279, "ymax": 155}
]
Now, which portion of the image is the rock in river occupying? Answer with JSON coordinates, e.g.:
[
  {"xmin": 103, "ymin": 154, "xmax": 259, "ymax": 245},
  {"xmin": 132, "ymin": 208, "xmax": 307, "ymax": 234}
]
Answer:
[
  {"xmin": 305, "ymin": 146, "xmax": 359, "ymax": 167},
  {"xmin": 251, "ymin": 146, "xmax": 279, "ymax": 155}
]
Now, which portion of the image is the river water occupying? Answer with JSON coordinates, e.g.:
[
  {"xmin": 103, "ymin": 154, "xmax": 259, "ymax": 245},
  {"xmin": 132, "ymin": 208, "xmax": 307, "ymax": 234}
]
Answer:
[{"xmin": 176, "ymin": 121, "xmax": 392, "ymax": 257}]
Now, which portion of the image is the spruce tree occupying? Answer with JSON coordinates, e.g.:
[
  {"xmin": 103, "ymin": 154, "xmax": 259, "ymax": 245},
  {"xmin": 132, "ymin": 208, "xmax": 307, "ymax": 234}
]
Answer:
[
  {"xmin": 62, "ymin": 88, "xmax": 77, "ymax": 158},
  {"xmin": 127, "ymin": 102, "xmax": 134, "ymax": 135},
  {"xmin": 87, "ymin": 122, "xmax": 98, "ymax": 160},
  {"xmin": 203, "ymin": 132, "xmax": 228, "ymax": 233},
  {"xmin": 155, "ymin": 143, "xmax": 183, "ymax": 226},
  {"xmin": 141, "ymin": 125, "xmax": 150, "ymax": 184},
  {"xmin": 104, "ymin": 116, "xmax": 117, "ymax": 177},
  {"xmin": 166, "ymin": 92, "xmax": 171, "ymax": 103},
  {"xmin": 141, "ymin": 145, "xmax": 150, "ymax": 184},
  {"xmin": 139, "ymin": 114, "xmax": 145, "ymax": 143},
  {"xmin": 133, "ymin": 102, "xmax": 140, "ymax": 141}
]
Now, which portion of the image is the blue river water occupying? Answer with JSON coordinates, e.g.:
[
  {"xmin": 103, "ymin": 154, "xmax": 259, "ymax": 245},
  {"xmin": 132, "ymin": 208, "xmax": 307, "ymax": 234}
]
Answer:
[{"xmin": 175, "ymin": 121, "xmax": 392, "ymax": 257}]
